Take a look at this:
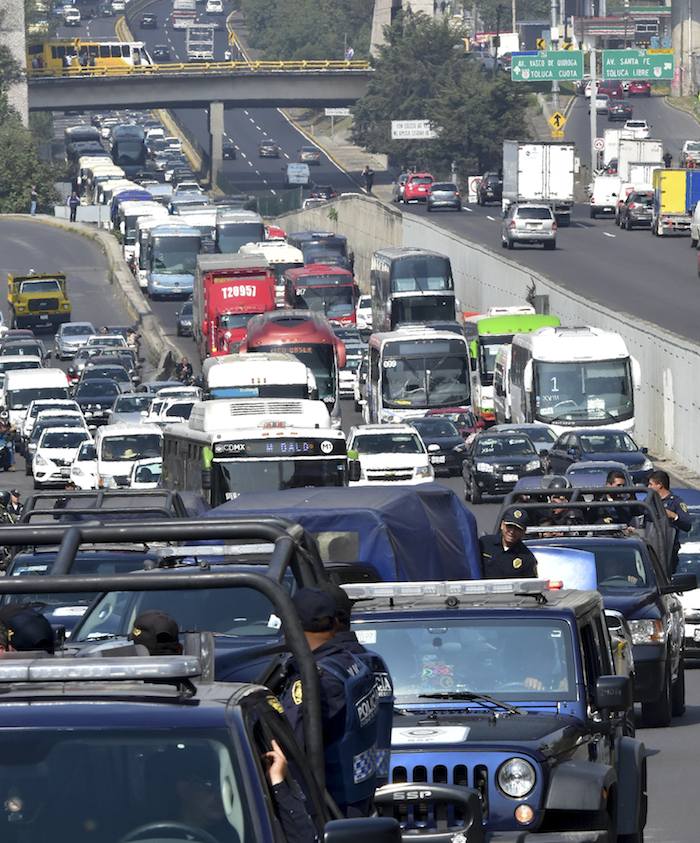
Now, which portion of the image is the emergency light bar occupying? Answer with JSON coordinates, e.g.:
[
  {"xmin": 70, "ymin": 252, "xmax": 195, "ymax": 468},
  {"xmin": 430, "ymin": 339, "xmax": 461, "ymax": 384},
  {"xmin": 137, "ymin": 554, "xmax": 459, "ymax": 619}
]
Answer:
[
  {"xmin": 0, "ymin": 656, "xmax": 202, "ymax": 684},
  {"xmin": 525, "ymin": 523, "xmax": 629, "ymax": 535},
  {"xmin": 343, "ymin": 579, "xmax": 552, "ymax": 600}
]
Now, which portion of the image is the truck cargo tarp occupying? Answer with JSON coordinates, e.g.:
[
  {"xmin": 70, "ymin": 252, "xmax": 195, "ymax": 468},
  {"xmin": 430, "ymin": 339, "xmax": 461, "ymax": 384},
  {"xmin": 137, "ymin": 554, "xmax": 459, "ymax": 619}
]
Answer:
[{"xmin": 206, "ymin": 484, "xmax": 481, "ymax": 581}]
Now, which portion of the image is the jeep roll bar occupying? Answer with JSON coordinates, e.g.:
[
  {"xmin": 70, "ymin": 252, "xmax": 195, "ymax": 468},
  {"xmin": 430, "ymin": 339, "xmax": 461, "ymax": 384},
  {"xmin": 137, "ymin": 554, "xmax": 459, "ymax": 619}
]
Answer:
[
  {"xmin": 0, "ymin": 568, "xmax": 327, "ymax": 792},
  {"xmin": 495, "ymin": 486, "xmax": 675, "ymax": 574},
  {"xmin": 0, "ymin": 517, "xmax": 328, "ymax": 586},
  {"xmin": 20, "ymin": 489, "xmax": 191, "ymax": 521}
]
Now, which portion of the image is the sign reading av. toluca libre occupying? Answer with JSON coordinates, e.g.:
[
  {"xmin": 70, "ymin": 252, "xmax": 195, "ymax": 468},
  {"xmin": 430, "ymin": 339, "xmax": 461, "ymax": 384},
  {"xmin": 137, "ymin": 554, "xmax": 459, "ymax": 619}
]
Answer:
[
  {"xmin": 390, "ymin": 120, "xmax": 438, "ymax": 140},
  {"xmin": 511, "ymin": 51, "xmax": 584, "ymax": 82},
  {"xmin": 602, "ymin": 49, "xmax": 674, "ymax": 80}
]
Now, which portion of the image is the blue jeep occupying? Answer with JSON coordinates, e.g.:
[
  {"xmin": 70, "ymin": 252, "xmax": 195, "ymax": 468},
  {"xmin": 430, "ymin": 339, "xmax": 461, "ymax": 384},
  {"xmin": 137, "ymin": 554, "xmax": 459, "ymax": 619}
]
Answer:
[{"xmin": 347, "ymin": 579, "xmax": 647, "ymax": 842}]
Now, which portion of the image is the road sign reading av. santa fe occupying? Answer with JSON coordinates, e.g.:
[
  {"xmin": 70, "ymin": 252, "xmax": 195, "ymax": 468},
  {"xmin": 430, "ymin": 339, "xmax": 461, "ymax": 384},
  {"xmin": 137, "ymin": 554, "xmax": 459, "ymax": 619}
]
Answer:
[
  {"xmin": 511, "ymin": 51, "xmax": 584, "ymax": 82},
  {"xmin": 602, "ymin": 49, "xmax": 674, "ymax": 80}
]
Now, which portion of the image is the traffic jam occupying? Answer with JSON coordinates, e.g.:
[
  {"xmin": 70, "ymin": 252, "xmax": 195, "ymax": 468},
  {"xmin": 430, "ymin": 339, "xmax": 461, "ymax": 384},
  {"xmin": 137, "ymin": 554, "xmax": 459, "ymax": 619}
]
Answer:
[{"xmin": 0, "ymin": 63, "xmax": 697, "ymax": 841}]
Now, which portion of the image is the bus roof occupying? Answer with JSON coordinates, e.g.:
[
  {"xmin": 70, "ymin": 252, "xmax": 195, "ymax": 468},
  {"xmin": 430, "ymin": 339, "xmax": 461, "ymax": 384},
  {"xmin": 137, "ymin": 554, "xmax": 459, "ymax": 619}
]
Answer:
[
  {"xmin": 196, "ymin": 253, "xmax": 269, "ymax": 273},
  {"xmin": 372, "ymin": 247, "xmax": 447, "ymax": 261},
  {"xmin": 184, "ymin": 398, "xmax": 331, "ymax": 433},
  {"xmin": 368, "ymin": 327, "xmax": 468, "ymax": 348},
  {"xmin": 473, "ymin": 313, "xmax": 560, "ymax": 337},
  {"xmin": 216, "ymin": 209, "xmax": 263, "ymax": 224},
  {"xmin": 206, "ymin": 356, "xmax": 310, "ymax": 389},
  {"xmin": 238, "ymin": 242, "xmax": 304, "ymax": 264},
  {"xmin": 512, "ymin": 326, "xmax": 631, "ymax": 361},
  {"xmin": 284, "ymin": 264, "xmax": 353, "ymax": 281},
  {"xmin": 203, "ymin": 351, "xmax": 303, "ymax": 378},
  {"xmin": 135, "ymin": 213, "xmax": 172, "ymax": 234},
  {"xmin": 118, "ymin": 201, "xmax": 166, "ymax": 219},
  {"xmin": 245, "ymin": 310, "xmax": 339, "ymax": 347},
  {"xmin": 149, "ymin": 222, "xmax": 201, "ymax": 238}
]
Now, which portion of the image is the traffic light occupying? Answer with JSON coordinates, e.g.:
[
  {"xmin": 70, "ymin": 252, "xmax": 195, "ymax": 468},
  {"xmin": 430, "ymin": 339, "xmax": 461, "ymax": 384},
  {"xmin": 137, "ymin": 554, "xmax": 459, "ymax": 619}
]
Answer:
[{"xmin": 536, "ymin": 37, "xmax": 546, "ymax": 50}]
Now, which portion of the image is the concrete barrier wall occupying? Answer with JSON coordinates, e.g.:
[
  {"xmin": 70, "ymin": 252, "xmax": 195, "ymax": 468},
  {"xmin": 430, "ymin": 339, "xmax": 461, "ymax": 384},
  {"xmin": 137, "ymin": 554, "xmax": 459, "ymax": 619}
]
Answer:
[{"xmin": 277, "ymin": 196, "xmax": 700, "ymax": 473}]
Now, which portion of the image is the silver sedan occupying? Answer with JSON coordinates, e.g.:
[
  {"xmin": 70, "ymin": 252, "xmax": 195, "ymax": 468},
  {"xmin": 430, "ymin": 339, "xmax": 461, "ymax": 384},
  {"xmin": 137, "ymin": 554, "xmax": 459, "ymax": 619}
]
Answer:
[{"xmin": 54, "ymin": 321, "xmax": 96, "ymax": 359}]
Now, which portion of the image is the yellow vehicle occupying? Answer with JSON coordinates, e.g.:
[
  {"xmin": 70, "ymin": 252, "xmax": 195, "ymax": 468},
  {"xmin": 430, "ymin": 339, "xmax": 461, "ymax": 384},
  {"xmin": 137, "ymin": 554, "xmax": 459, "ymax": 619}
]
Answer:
[
  {"xmin": 7, "ymin": 273, "xmax": 72, "ymax": 330},
  {"xmin": 27, "ymin": 39, "xmax": 153, "ymax": 74}
]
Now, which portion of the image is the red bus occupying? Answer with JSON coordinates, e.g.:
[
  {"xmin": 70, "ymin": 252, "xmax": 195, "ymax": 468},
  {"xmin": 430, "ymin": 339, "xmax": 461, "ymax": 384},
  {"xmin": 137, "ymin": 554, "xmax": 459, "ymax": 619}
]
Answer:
[
  {"xmin": 282, "ymin": 263, "xmax": 358, "ymax": 328},
  {"xmin": 241, "ymin": 310, "xmax": 346, "ymax": 421}
]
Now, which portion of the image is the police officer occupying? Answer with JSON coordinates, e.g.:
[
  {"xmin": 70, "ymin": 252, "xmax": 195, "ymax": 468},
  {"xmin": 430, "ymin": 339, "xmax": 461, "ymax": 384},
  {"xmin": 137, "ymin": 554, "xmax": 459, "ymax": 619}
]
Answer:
[
  {"xmin": 538, "ymin": 475, "xmax": 585, "ymax": 532},
  {"xmin": 479, "ymin": 507, "xmax": 538, "ymax": 578},
  {"xmin": 280, "ymin": 588, "xmax": 378, "ymax": 817},
  {"xmin": 6, "ymin": 490, "xmax": 22, "ymax": 521},
  {"xmin": 648, "ymin": 469, "xmax": 692, "ymax": 571},
  {"xmin": 330, "ymin": 586, "xmax": 394, "ymax": 788}
]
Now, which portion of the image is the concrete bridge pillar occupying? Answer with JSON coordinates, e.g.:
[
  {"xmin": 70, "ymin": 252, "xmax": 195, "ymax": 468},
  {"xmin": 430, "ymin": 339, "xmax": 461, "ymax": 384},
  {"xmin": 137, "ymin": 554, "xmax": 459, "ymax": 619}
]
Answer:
[
  {"xmin": 0, "ymin": 0, "xmax": 29, "ymax": 125},
  {"xmin": 672, "ymin": 0, "xmax": 700, "ymax": 96},
  {"xmin": 209, "ymin": 101, "xmax": 224, "ymax": 189}
]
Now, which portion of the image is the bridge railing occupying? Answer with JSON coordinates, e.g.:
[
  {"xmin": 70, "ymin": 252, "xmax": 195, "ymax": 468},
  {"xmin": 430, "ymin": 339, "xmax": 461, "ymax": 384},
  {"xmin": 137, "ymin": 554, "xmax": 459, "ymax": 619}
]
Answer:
[{"xmin": 26, "ymin": 59, "xmax": 371, "ymax": 78}]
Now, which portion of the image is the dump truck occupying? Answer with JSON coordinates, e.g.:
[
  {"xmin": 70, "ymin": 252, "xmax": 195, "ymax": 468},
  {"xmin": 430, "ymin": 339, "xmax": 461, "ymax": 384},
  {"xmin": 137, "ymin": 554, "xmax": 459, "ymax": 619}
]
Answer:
[{"xmin": 7, "ymin": 272, "xmax": 71, "ymax": 330}]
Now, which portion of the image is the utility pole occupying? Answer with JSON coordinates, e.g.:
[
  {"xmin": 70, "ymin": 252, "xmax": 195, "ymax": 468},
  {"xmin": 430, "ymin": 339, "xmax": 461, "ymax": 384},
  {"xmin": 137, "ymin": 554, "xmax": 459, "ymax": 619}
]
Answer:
[
  {"xmin": 589, "ymin": 48, "xmax": 597, "ymax": 178},
  {"xmin": 494, "ymin": 5, "xmax": 503, "ymax": 79},
  {"xmin": 550, "ymin": 0, "xmax": 559, "ymax": 110},
  {"xmin": 512, "ymin": 0, "xmax": 516, "ymax": 38}
]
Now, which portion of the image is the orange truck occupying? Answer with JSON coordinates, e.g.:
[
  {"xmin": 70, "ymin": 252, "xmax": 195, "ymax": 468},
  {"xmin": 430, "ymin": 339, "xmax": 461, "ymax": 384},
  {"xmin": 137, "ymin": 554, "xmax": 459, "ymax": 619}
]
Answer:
[{"xmin": 193, "ymin": 254, "xmax": 277, "ymax": 359}]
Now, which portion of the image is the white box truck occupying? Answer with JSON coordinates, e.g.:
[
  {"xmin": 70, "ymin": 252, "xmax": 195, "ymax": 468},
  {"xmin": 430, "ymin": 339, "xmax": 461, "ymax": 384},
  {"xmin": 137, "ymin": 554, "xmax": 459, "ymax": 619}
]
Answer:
[
  {"xmin": 185, "ymin": 23, "xmax": 215, "ymax": 59},
  {"xmin": 617, "ymin": 138, "xmax": 664, "ymax": 183},
  {"xmin": 603, "ymin": 128, "xmax": 634, "ymax": 168},
  {"xmin": 502, "ymin": 140, "xmax": 575, "ymax": 225}
]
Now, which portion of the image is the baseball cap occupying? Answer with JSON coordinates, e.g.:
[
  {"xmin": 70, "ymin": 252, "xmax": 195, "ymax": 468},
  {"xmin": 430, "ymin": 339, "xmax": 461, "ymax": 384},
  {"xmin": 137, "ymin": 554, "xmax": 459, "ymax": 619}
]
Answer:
[
  {"xmin": 0, "ymin": 607, "xmax": 55, "ymax": 653},
  {"xmin": 9, "ymin": 490, "xmax": 19, "ymax": 497},
  {"xmin": 501, "ymin": 507, "xmax": 529, "ymax": 531},
  {"xmin": 291, "ymin": 588, "xmax": 337, "ymax": 632},
  {"xmin": 128, "ymin": 610, "xmax": 181, "ymax": 655}
]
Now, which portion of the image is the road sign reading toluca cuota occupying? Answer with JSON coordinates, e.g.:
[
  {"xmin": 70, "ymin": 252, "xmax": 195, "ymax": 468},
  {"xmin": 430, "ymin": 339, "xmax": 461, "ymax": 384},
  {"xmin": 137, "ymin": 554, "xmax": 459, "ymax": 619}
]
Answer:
[
  {"xmin": 511, "ymin": 51, "xmax": 584, "ymax": 82},
  {"xmin": 602, "ymin": 49, "xmax": 674, "ymax": 80}
]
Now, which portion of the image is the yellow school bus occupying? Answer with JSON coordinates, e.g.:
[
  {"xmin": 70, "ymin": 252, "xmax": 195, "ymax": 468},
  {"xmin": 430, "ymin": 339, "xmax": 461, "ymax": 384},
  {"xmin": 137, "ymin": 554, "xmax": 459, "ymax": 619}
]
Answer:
[{"xmin": 27, "ymin": 39, "xmax": 153, "ymax": 73}]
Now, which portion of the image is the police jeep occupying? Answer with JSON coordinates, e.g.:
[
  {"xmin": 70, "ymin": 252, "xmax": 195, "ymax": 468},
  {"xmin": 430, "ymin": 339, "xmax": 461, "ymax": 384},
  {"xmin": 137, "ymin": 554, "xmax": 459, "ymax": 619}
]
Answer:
[
  {"xmin": 347, "ymin": 579, "xmax": 647, "ymax": 843},
  {"xmin": 0, "ymin": 568, "xmax": 400, "ymax": 843}
]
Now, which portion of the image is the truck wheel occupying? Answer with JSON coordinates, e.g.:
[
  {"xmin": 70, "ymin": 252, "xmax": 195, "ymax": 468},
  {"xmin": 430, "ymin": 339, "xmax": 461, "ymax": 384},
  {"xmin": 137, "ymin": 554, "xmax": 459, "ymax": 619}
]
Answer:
[
  {"xmin": 671, "ymin": 656, "xmax": 686, "ymax": 717},
  {"xmin": 641, "ymin": 662, "xmax": 672, "ymax": 727}
]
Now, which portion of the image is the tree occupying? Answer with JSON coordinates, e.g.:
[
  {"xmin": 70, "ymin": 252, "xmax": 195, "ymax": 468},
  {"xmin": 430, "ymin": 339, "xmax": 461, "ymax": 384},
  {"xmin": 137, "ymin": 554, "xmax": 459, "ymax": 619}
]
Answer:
[{"xmin": 351, "ymin": 13, "xmax": 530, "ymax": 177}]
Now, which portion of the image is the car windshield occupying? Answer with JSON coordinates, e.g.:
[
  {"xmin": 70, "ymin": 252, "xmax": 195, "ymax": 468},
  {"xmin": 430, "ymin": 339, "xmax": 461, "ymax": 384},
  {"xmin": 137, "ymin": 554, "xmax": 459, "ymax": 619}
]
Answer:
[
  {"xmin": 509, "ymin": 427, "xmax": 557, "ymax": 446},
  {"xmin": 686, "ymin": 142, "xmax": 700, "ymax": 152},
  {"xmin": 100, "ymin": 434, "xmax": 162, "ymax": 462},
  {"xmin": 0, "ymin": 729, "xmax": 251, "ymax": 843},
  {"xmin": 353, "ymin": 617, "xmax": 575, "ymax": 702},
  {"xmin": 353, "ymin": 433, "xmax": 423, "ymax": 455},
  {"xmin": 114, "ymin": 395, "xmax": 152, "ymax": 413},
  {"xmin": 41, "ymin": 431, "xmax": 89, "ymax": 449},
  {"xmin": 410, "ymin": 177, "xmax": 433, "ymax": 185},
  {"xmin": 76, "ymin": 381, "xmax": 120, "ymax": 399},
  {"xmin": 585, "ymin": 544, "xmax": 651, "ymax": 590},
  {"xmin": 18, "ymin": 280, "xmax": 61, "ymax": 294},
  {"xmin": 432, "ymin": 183, "xmax": 456, "ymax": 191},
  {"xmin": 63, "ymin": 324, "xmax": 93, "ymax": 336},
  {"xmin": 475, "ymin": 436, "xmax": 535, "ymax": 457},
  {"xmin": 7, "ymin": 388, "xmax": 69, "ymax": 410},
  {"xmin": 631, "ymin": 193, "xmax": 653, "ymax": 206},
  {"xmin": 517, "ymin": 207, "xmax": 552, "ymax": 220},
  {"xmin": 134, "ymin": 462, "xmax": 162, "ymax": 483},
  {"xmin": 84, "ymin": 367, "xmax": 129, "ymax": 382},
  {"xmin": 412, "ymin": 418, "xmax": 459, "ymax": 438},
  {"xmin": 2, "ymin": 344, "xmax": 42, "ymax": 357},
  {"xmin": 579, "ymin": 432, "xmax": 638, "ymax": 453}
]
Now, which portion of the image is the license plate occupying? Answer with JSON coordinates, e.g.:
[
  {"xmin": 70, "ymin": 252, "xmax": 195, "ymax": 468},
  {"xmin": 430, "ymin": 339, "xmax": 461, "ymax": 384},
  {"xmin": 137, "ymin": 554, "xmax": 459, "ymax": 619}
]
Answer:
[
  {"xmin": 430, "ymin": 455, "xmax": 446, "ymax": 464},
  {"xmin": 40, "ymin": 314, "xmax": 49, "ymax": 320},
  {"xmin": 503, "ymin": 473, "xmax": 518, "ymax": 482},
  {"xmin": 526, "ymin": 223, "xmax": 542, "ymax": 229},
  {"xmin": 60, "ymin": 467, "xmax": 70, "ymax": 477},
  {"xmin": 694, "ymin": 628, "xmax": 700, "ymax": 642}
]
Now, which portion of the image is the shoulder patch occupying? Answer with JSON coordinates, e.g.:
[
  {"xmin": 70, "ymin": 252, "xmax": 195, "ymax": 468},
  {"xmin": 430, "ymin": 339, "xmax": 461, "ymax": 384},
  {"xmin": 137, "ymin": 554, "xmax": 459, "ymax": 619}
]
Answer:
[
  {"xmin": 291, "ymin": 680, "xmax": 303, "ymax": 706},
  {"xmin": 513, "ymin": 557, "xmax": 523, "ymax": 569},
  {"xmin": 681, "ymin": 502, "xmax": 689, "ymax": 512}
]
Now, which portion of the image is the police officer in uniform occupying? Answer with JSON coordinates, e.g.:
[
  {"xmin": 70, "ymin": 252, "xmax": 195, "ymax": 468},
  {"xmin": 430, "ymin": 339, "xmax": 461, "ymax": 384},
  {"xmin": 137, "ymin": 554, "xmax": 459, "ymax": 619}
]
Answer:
[
  {"xmin": 648, "ymin": 469, "xmax": 692, "ymax": 571},
  {"xmin": 479, "ymin": 507, "xmax": 538, "ymax": 578},
  {"xmin": 280, "ymin": 588, "xmax": 379, "ymax": 817},
  {"xmin": 538, "ymin": 475, "xmax": 585, "ymax": 532}
]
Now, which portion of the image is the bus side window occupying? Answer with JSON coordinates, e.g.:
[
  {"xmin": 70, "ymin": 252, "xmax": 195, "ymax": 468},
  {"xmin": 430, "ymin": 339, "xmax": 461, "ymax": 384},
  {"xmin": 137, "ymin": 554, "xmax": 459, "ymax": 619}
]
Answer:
[
  {"xmin": 122, "ymin": 45, "xmax": 131, "ymax": 58},
  {"xmin": 100, "ymin": 45, "xmax": 110, "ymax": 58},
  {"xmin": 111, "ymin": 45, "xmax": 122, "ymax": 58},
  {"xmin": 370, "ymin": 347, "xmax": 379, "ymax": 383}
]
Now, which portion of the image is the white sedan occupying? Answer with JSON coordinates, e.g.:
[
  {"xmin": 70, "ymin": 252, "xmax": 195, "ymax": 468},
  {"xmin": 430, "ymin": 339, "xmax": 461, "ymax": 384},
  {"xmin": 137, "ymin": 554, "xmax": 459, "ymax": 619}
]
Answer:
[{"xmin": 33, "ymin": 427, "xmax": 93, "ymax": 489}]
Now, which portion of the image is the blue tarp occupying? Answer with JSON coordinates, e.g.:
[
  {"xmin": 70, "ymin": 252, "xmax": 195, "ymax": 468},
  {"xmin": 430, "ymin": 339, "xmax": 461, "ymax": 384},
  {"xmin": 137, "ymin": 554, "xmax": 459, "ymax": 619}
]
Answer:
[{"xmin": 205, "ymin": 484, "xmax": 482, "ymax": 582}]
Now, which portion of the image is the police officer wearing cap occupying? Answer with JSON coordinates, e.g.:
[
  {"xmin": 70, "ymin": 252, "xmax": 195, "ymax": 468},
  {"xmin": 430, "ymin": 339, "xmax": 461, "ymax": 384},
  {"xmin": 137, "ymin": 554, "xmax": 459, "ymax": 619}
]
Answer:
[
  {"xmin": 479, "ymin": 507, "xmax": 538, "ymax": 578},
  {"xmin": 280, "ymin": 588, "xmax": 379, "ymax": 817},
  {"xmin": 649, "ymin": 469, "xmax": 692, "ymax": 571}
]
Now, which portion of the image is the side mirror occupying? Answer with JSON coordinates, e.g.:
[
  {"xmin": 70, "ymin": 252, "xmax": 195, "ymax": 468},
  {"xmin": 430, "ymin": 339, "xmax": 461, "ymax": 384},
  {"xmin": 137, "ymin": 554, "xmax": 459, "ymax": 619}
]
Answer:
[
  {"xmin": 348, "ymin": 459, "xmax": 361, "ymax": 483},
  {"xmin": 662, "ymin": 572, "xmax": 698, "ymax": 594},
  {"xmin": 594, "ymin": 675, "xmax": 632, "ymax": 712},
  {"xmin": 641, "ymin": 446, "xmax": 648, "ymax": 454},
  {"xmin": 324, "ymin": 817, "xmax": 401, "ymax": 843}
]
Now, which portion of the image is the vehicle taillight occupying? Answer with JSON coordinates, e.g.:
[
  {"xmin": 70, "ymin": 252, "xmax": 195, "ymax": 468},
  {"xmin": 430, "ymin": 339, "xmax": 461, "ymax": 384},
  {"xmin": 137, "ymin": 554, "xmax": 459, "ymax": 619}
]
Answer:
[
  {"xmin": 509, "ymin": 221, "xmax": 516, "ymax": 229},
  {"xmin": 454, "ymin": 192, "xmax": 460, "ymax": 197},
  {"xmin": 628, "ymin": 202, "xmax": 637, "ymax": 209}
]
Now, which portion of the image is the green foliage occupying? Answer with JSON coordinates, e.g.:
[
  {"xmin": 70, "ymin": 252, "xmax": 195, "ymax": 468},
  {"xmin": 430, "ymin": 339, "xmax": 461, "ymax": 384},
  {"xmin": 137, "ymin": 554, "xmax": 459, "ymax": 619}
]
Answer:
[
  {"xmin": 351, "ymin": 13, "xmax": 530, "ymax": 176},
  {"xmin": 240, "ymin": 0, "xmax": 374, "ymax": 60}
]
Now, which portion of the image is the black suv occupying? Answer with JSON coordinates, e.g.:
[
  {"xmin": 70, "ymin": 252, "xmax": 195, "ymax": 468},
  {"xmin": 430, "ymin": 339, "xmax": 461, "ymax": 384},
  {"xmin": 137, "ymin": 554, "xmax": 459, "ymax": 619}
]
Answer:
[
  {"xmin": 477, "ymin": 172, "xmax": 503, "ymax": 206},
  {"xmin": 349, "ymin": 578, "xmax": 647, "ymax": 841}
]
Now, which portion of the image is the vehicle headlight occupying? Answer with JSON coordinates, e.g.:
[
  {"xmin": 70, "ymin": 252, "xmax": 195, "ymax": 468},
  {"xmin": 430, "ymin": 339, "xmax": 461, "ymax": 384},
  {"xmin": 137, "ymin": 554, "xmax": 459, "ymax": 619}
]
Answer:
[
  {"xmin": 34, "ymin": 454, "xmax": 47, "ymax": 466},
  {"xmin": 497, "ymin": 758, "xmax": 536, "ymax": 798},
  {"xmin": 628, "ymin": 619, "xmax": 666, "ymax": 644},
  {"xmin": 415, "ymin": 465, "xmax": 433, "ymax": 478},
  {"xmin": 641, "ymin": 457, "xmax": 653, "ymax": 471},
  {"xmin": 453, "ymin": 443, "xmax": 466, "ymax": 452},
  {"xmin": 525, "ymin": 459, "xmax": 541, "ymax": 472},
  {"xmin": 476, "ymin": 462, "xmax": 495, "ymax": 473}
]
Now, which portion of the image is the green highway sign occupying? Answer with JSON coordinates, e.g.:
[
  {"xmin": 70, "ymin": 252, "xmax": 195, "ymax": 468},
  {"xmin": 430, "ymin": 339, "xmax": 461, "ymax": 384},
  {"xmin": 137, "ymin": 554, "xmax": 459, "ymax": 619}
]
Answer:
[
  {"xmin": 510, "ymin": 51, "xmax": 584, "ymax": 82},
  {"xmin": 602, "ymin": 49, "xmax": 674, "ymax": 80}
]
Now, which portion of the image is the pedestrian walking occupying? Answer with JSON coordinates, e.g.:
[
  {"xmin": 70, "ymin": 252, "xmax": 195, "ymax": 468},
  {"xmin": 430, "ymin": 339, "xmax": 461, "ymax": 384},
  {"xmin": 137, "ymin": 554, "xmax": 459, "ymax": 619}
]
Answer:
[
  {"xmin": 224, "ymin": 48, "xmax": 232, "ymax": 61},
  {"xmin": 68, "ymin": 190, "xmax": 80, "ymax": 223},
  {"xmin": 345, "ymin": 46, "xmax": 354, "ymax": 61},
  {"xmin": 30, "ymin": 185, "xmax": 38, "ymax": 216},
  {"xmin": 663, "ymin": 151, "xmax": 672, "ymax": 168},
  {"xmin": 362, "ymin": 165, "xmax": 375, "ymax": 195}
]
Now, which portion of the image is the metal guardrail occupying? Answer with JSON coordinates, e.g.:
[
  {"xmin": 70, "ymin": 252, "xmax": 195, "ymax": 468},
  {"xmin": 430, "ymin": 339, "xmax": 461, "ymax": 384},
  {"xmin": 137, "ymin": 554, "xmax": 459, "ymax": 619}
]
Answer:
[{"xmin": 27, "ymin": 60, "xmax": 371, "ymax": 79}]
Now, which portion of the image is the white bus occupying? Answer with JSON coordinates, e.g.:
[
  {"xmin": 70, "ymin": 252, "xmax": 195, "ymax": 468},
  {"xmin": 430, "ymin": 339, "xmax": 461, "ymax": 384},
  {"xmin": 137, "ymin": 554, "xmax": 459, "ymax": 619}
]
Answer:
[
  {"xmin": 365, "ymin": 328, "xmax": 471, "ymax": 424},
  {"xmin": 203, "ymin": 352, "xmax": 317, "ymax": 401},
  {"xmin": 508, "ymin": 326, "xmax": 641, "ymax": 434},
  {"xmin": 94, "ymin": 423, "xmax": 163, "ymax": 487},
  {"xmin": 162, "ymin": 398, "xmax": 347, "ymax": 506}
]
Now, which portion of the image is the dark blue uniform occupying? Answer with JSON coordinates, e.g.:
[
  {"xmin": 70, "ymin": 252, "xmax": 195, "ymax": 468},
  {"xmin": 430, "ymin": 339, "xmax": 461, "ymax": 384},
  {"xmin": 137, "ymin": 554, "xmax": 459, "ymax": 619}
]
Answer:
[
  {"xmin": 661, "ymin": 492, "xmax": 692, "ymax": 571},
  {"xmin": 479, "ymin": 534, "xmax": 538, "ymax": 578}
]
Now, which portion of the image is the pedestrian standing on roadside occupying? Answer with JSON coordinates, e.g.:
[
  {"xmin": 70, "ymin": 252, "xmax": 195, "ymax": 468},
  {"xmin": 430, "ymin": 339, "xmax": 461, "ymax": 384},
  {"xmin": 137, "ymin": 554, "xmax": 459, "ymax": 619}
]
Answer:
[
  {"xmin": 224, "ymin": 48, "xmax": 232, "ymax": 61},
  {"xmin": 362, "ymin": 165, "xmax": 375, "ymax": 195},
  {"xmin": 30, "ymin": 186, "xmax": 38, "ymax": 216},
  {"xmin": 663, "ymin": 151, "xmax": 672, "ymax": 168},
  {"xmin": 68, "ymin": 191, "xmax": 80, "ymax": 223}
]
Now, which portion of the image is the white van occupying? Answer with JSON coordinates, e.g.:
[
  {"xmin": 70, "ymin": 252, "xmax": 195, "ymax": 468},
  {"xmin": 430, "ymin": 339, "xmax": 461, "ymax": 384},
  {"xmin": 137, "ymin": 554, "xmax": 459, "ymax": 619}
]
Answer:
[
  {"xmin": 493, "ymin": 344, "xmax": 512, "ymax": 424},
  {"xmin": 94, "ymin": 423, "xmax": 163, "ymax": 487},
  {"xmin": 590, "ymin": 174, "xmax": 621, "ymax": 218},
  {"xmin": 2, "ymin": 368, "xmax": 69, "ymax": 428}
]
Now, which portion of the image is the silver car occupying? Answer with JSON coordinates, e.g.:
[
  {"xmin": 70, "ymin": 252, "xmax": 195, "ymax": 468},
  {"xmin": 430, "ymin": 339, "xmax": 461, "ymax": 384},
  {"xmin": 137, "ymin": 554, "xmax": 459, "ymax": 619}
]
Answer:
[
  {"xmin": 502, "ymin": 204, "xmax": 557, "ymax": 250},
  {"xmin": 54, "ymin": 321, "xmax": 96, "ymax": 359},
  {"xmin": 392, "ymin": 172, "xmax": 409, "ymax": 202},
  {"xmin": 106, "ymin": 392, "xmax": 153, "ymax": 425}
]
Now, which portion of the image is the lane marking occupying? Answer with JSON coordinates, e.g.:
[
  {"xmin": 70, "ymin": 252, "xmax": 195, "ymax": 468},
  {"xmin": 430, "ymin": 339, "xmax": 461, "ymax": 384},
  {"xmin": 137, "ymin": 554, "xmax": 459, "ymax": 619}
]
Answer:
[
  {"xmin": 270, "ymin": 189, "xmax": 277, "ymax": 195},
  {"xmin": 463, "ymin": 207, "xmax": 473, "ymax": 212},
  {"xmin": 255, "ymin": 169, "xmax": 260, "ymax": 175},
  {"xmin": 243, "ymin": 110, "xmax": 249, "ymax": 115},
  {"xmin": 255, "ymin": 124, "xmax": 261, "ymax": 131},
  {"xmin": 240, "ymin": 151, "xmax": 247, "ymax": 158},
  {"xmin": 283, "ymin": 152, "xmax": 290, "ymax": 159},
  {"xmin": 603, "ymin": 231, "xmax": 616, "ymax": 238},
  {"xmin": 247, "ymin": 160, "xmax": 253, "ymax": 167},
  {"xmin": 248, "ymin": 117, "xmax": 255, "ymax": 123},
  {"xmin": 486, "ymin": 215, "xmax": 495, "ymax": 221}
]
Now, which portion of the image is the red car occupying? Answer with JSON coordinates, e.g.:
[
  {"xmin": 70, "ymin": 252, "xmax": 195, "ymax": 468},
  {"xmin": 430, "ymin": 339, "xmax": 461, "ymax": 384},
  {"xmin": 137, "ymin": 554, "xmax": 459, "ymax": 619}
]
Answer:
[
  {"xmin": 598, "ymin": 81, "xmax": 624, "ymax": 99},
  {"xmin": 402, "ymin": 172, "xmax": 433, "ymax": 202},
  {"xmin": 627, "ymin": 80, "xmax": 651, "ymax": 96}
]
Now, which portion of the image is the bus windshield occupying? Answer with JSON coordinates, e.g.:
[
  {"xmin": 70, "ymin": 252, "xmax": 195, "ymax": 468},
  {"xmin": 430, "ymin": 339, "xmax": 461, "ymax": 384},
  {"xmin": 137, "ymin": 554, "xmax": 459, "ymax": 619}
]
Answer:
[
  {"xmin": 478, "ymin": 334, "xmax": 509, "ymax": 386},
  {"xmin": 100, "ymin": 434, "xmax": 162, "ymax": 462},
  {"xmin": 390, "ymin": 256, "xmax": 452, "ymax": 293},
  {"xmin": 534, "ymin": 358, "xmax": 633, "ymax": 424},
  {"xmin": 212, "ymin": 459, "xmax": 346, "ymax": 503},
  {"xmin": 391, "ymin": 295, "xmax": 455, "ymax": 327},
  {"xmin": 294, "ymin": 285, "xmax": 354, "ymax": 319},
  {"xmin": 255, "ymin": 343, "xmax": 335, "ymax": 402},
  {"xmin": 150, "ymin": 236, "xmax": 200, "ymax": 275},
  {"xmin": 112, "ymin": 139, "xmax": 145, "ymax": 166},
  {"xmin": 381, "ymin": 342, "xmax": 470, "ymax": 410},
  {"xmin": 217, "ymin": 222, "xmax": 265, "ymax": 253}
]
